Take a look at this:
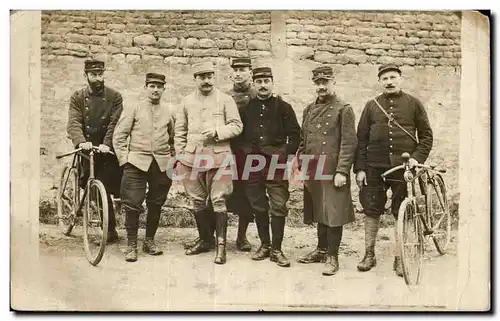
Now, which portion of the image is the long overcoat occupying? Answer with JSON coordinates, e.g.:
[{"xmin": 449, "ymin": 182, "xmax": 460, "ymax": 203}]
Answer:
[{"xmin": 298, "ymin": 94, "xmax": 357, "ymax": 227}]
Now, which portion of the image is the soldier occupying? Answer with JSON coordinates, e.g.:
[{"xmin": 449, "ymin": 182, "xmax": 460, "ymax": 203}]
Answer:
[
  {"xmin": 182, "ymin": 57, "xmax": 257, "ymax": 252},
  {"xmin": 239, "ymin": 67, "xmax": 301, "ymax": 268},
  {"xmin": 113, "ymin": 72, "xmax": 175, "ymax": 262},
  {"xmin": 174, "ymin": 61, "xmax": 243, "ymax": 265},
  {"xmin": 354, "ymin": 64, "xmax": 433, "ymax": 277},
  {"xmin": 66, "ymin": 59, "xmax": 122, "ymax": 243},
  {"xmin": 296, "ymin": 66, "xmax": 357, "ymax": 276}
]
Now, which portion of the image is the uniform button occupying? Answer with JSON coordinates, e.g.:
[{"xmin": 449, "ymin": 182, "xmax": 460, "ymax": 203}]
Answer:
[
  {"xmin": 390, "ymin": 152, "xmax": 393, "ymax": 155},
  {"xmin": 327, "ymin": 114, "xmax": 331, "ymax": 117},
  {"xmin": 322, "ymin": 142, "xmax": 326, "ymax": 145},
  {"xmin": 329, "ymin": 106, "xmax": 333, "ymax": 109},
  {"xmin": 86, "ymin": 126, "xmax": 89, "ymax": 128},
  {"xmin": 326, "ymin": 122, "xmax": 329, "ymax": 125},
  {"xmin": 390, "ymin": 100, "xmax": 393, "ymax": 103},
  {"xmin": 321, "ymin": 151, "xmax": 325, "ymax": 154},
  {"xmin": 390, "ymin": 113, "xmax": 394, "ymax": 116},
  {"xmin": 390, "ymin": 138, "xmax": 393, "ymax": 141},
  {"xmin": 390, "ymin": 107, "xmax": 393, "ymax": 109},
  {"xmin": 390, "ymin": 145, "xmax": 393, "ymax": 148},
  {"xmin": 323, "ymin": 131, "xmax": 327, "ymax": 135},
  {"xmin": 260, "ymin": 136, "xmax": 263, "ymax": 140},
  {"xmin": 389, "ymin": 124, "xmax": 393, "ymax": 128},
  {"xmin": 260, "ymin": 124, "xmax": 263, "ymax": 128},
  {"xmin": 260, "ymin": 114, "xmax": 263, "ymax": 117},
  {"xmin": 389, "ymin": 131, "xmax": 393, "ymax": 134}
]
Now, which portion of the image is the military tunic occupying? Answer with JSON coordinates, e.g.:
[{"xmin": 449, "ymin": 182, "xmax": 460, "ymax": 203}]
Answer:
[
  {"xmin": 66, "ymin": 86, "xmax": 123, "ymax": 196},
  {"xmin": 298, "ymin": 94, "xmax": 357, "ymax": 227},
  {"xmin": 225, "ymin": 82, "xmax": 257, "ymax": 219}
]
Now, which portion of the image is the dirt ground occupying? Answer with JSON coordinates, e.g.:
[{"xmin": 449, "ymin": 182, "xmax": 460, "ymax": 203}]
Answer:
[{"xmin": 30, "ymin": 222, "xmax": 460, "ymax": 311}]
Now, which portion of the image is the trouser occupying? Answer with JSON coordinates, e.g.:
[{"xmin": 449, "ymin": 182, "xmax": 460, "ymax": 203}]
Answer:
[
  {"xmin": 79, "ymin": 153, "xmax": 122, "ymax": 231},
  {"xmin": 317, "ymin": 223, "xmax": 343, "ymax": 255},
  {"xmin": 177, "ymin": 163, "xmax": 233, "ymax": 213},
  {"xmin": 246, "ymin": 178, "xmax": 289, "ymax": 250},
  {"xmin": 121, "ymin": 160, "xmax": 172, "ymax": 240}
]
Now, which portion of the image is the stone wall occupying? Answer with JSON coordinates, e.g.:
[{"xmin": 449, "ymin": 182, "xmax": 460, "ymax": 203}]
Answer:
[
  {"xmin": 285, "ymin": 11, "xmax": 461, "ymax": 66},
  {"xmin": 41, "ymin": 10, "xmax": 273, "ymax": 62},
  {"xmin": 41, "ymin": 10, "xmax": 460, "ymax": 67},
  {"xmin": 40, "ymin": 10, "xmax": 462, "ymax": 225}
]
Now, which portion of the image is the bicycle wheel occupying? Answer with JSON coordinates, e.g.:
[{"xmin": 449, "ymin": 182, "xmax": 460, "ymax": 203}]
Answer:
[
  {"xmin": 426, "ymin": 174, "xmax": 451, "ymax": 255},
  {"xmin": 397, "ymin": 198, "xmax": 424, "ymax": 287},
  {"xmin": 82, "ymin": 179, "xmax": 108, "ymax": 266},
  {"xmin": 56, "ymin": 165, "xmax": 79, "ymax": 236}
]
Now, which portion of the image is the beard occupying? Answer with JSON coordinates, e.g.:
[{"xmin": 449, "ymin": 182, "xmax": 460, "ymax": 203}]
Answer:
[{"xmin": 89, "ymin": 80, "xmax": 104, "ymax": 92}]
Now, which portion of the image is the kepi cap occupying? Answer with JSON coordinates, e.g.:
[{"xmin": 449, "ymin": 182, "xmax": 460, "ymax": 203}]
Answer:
[
  {"xmin": 230, "ymin": 58, "xmax": 252, "ymax": 68},
  {"xmin": 192, "ymin": 61, "xmax": 215, "ymax": 76},
  {"xmin": 377, "ymin": 63, "xmax": 402, "ymax": 77},
  {"xmin": 252, "ymin": 66, "xmax": 273, "ymax": 80},
  {"xmin": 312, "ymin": 66, "xmax": 334, "ymax": 81},
  {"xmin": 84, "ymin": 59, "xmax": 105, "ymax": 72},
  {"xmin": 146, "ymin": 72, "xmax": 166, "ymax": 84}
]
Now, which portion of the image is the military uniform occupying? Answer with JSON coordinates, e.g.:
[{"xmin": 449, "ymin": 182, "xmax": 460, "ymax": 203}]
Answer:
[
  {"xmin": 296, "ymin": 66, "xmax": 357, "ymax": 276},
  {"xmin": 113, "ymin": 73, "xmax": 175, "ymax": 262},
  {"xmin": 239, "ymin": 67, "xmax": 301, "ymax": 267},
  {"xmin": 174, "ymin": 61, "xmax": 243, "ymax": 264},
  {"xmin": 66, "ymin": 59, "xmax": 123, "ymax": 239},
  {"xmin": 354, "ymin": 63, "xmax": 433, "ymax": 275}
]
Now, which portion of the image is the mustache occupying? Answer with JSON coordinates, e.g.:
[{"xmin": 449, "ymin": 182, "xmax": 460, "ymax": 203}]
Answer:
[
  {"xmin": 259, "ymin": 88, "xmax": 268, "ymax": 91},
  {"xmin": 386, "ymin": 85, "xmax": 395, "ymax": 88}
]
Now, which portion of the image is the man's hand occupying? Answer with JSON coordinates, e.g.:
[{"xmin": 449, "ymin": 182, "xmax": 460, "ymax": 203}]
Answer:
[
  {"xmin": 78, "ymin": 142, "xmax": 93, "ymax": 151},
  {"xmin": 355, "ymin": 171, "xmax": 367, "ymax": 188},
  {"xmin": 98, "ymin": 144, "xmax": 110, "ymax": 154},
  {"xmin": 201, "ymin": 128, "xmax": 217, "ymax": 140},
  {"xmin": 334, "ymin": 173, "xmax": 347, "ymax": 188},
  {"xmin": 409, "ymin": 158, "xmax": 419, "ymax": 169}
]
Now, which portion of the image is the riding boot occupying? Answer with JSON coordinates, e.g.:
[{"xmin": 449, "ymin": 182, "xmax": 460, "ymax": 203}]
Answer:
[
  {"xmin": 298, "ymin": 223, "xmax": 328, "ymax": 263},
  {"xmin": 270, "ymin": 216, "xmax": 290, "ymax": 267},
  {"xmin": 236, "ymin": 217, "xmax": 252, "ymax": 252},
  {"xmin": 357, "ymin": 215, "xmax": 379, "ymax": 272},
  {"xmin": 323, "ymin": 226, "xmax": 342, "ymax": 276},
  {"xmin": 393, "ymin": 225, "xmax": 404, "ymax": 277},
  {"xmin": 214, "ymin": 212, "xmax": 228, "ymax": 264},
  {"xmin": 143, "ymin": 204, "xmax": 163, "ymax": 255},
  {"xmin": 124, "ymin": 209, "xmax": 139, "ymax": 262},
  {"xmin": 252, "ymin": 211, "xmax": 271, "ymax": 261},
  {"xmin": 185, "ymin": 210, "xmax": 212, "ymax": 255}
]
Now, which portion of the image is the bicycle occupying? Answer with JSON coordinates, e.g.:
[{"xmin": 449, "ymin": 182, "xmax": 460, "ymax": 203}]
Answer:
[
  {"xmin": 381, "ymin": 152, "xmax": 451, "ymax": 288},
  {"xmin": 55, "ymin": 146, "xmax": 114, "ymax": 266}
]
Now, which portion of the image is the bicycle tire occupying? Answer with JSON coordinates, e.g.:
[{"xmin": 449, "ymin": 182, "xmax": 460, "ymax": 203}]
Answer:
[
  {"xmin": 426, "ymin": 174, "xmax": 451, "ymax": 255},
  {"xmin": 56, "ymin": 165, "xmax": 78, "ymax": 236},
  {"xmin": 82, "ymin": 179, "xmax": 108, "ymax": 266},
  {"xmin": 397, "ymin": 198, "xmax": 424, "ymax": 287}
]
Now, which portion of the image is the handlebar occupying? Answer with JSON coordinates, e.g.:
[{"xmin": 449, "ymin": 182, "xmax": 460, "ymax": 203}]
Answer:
[
  {"xmin": 56, "ymin": 146, "xmax": 115, "ymax": 159},
  {"xmin": 380, "ymin": 154, "xmax": 447, "ymax": 178}
]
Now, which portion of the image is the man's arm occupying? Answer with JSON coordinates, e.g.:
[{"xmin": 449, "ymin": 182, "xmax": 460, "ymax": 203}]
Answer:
[
  {"xmin": 353, "ymin": 102, "xmax": 371, "ymax": 173},
  {"xmin": 66, "ymin": 92, "xmax": 87, "ymax": 148},
  {"xmin": 103, "ymin": 92, "xmax": 124, "ymax": 149},
  {"xmin": 215, "ymin": 96, "xmax": 243, "ymax": 141},
  {"xmin": 411, "ymin": 98, "xmax": 434, "ymax": 164},
  {"xmin": 336, "ymin": 105, "xmax": 358, "ymax": 175},
  {"xmin": 174, "ymin": 102, "xmax": 188, "ymax": 154},
  {"xmin": 281, "ymin": 101, "xmax": 301, "ymax": 156},
  {"xmin": 296, "ymin": 105, "xmax": 310, "ymax": 157},
  {"xmin": 112, "ymin": 106, "xmax": 135, "ymax": 167}
]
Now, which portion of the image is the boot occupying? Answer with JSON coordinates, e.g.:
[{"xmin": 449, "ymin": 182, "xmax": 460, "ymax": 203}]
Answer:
[
  {"xmin": 394, "ymin": 256, "xmax": 404, "ymax": 277},
  {"xmin": 323, "ymin": 226, "xmax": 342, "ymax": 276},
  {"xmin": 184, "ymin": 207, "xmax": 215, "ymax": 250},
  {"xmin": 125, "ymin": 239, "xmax": 138, "ymax": 262},
  {"xmin": 143, "ymin": 237, "xmax": 163, "ymax": 255},
  {"xmin": 252, "ymin": 212, "xmax": 271, "ymax": 261},
  {"xmin": 270, "ymin": 216, "xmax": 290, "ymax": 267},
  {"xmin": 124, "ymin": 209, "xmax": 139, "ymax": 262},
  {"xmin": 357, "ymin": 215, "xmax": 379, "ymax": 272},
  {"xmin": 297, "ymin": 223, "xmax": 327, "ymax": 263},
  {"xmin": 186, "ymin": 210, "xmax": 212, "ymax": 255},
  {"xmin": 236, "ymin": 218, "xmax": 252, "ymax": 252},
  {"xmin": 214, "ymin": 212, "xmax": 228, "ymax": 264}
]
